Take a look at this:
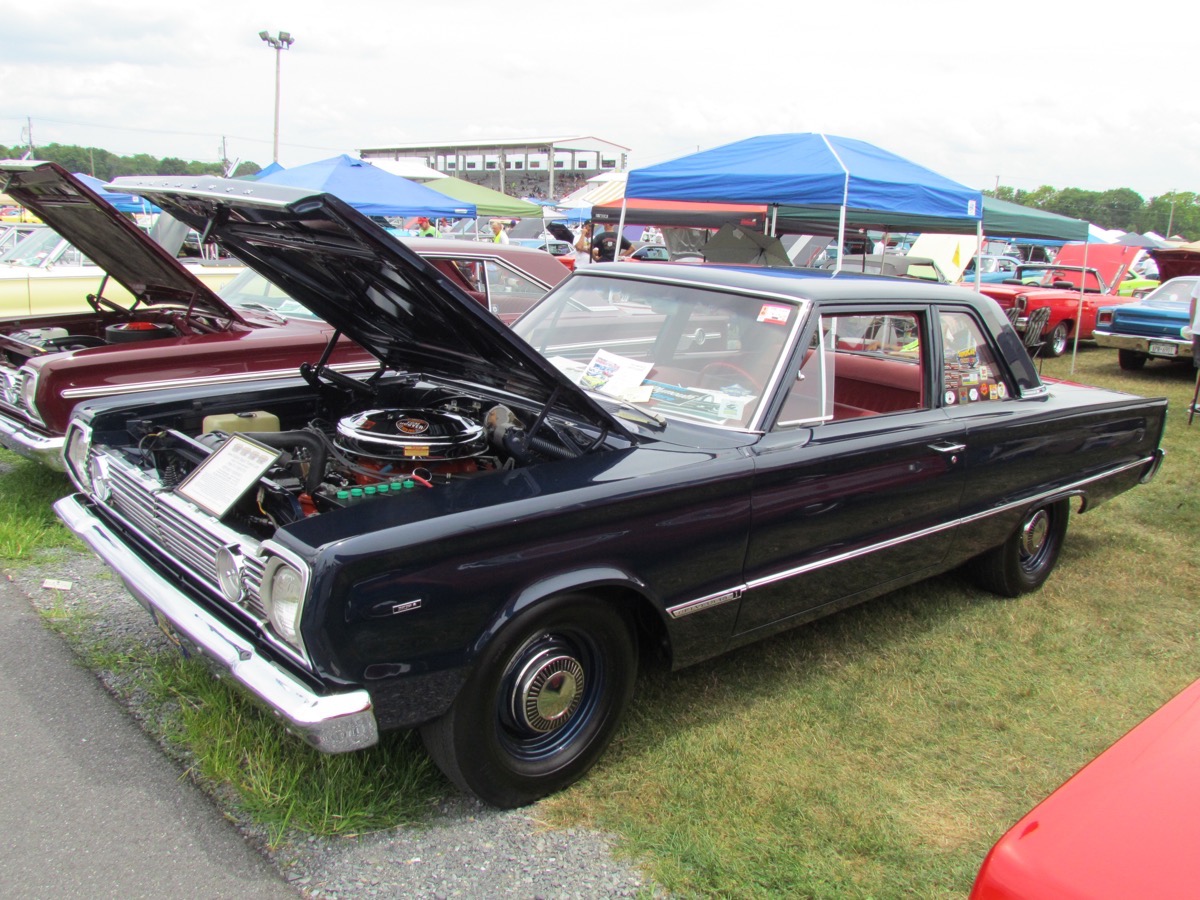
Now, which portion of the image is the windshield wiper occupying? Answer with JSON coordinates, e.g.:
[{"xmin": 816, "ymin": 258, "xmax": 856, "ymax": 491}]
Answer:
[
  {"xmin": 236, "ymin": 302, "xmax": 287, "ymax": 324},
  {"xmin": 597, "ymin": 394, "xmax": 666, "ymax": 430}
]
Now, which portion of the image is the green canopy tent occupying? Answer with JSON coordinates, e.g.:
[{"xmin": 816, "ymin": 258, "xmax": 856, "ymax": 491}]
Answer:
[
  {"xmin": 772, "ymin": 195, "xmax": 1090, "ymax": 242},
  {"xmin": 425, "ymin": 177, "xmax": 544, "ymax": 219}
]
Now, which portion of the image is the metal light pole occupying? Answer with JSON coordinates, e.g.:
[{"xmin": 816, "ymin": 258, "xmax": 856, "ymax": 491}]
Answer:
[{"xmin": 258, "ymin": 30, "xmax": 295, "ymax": 163}]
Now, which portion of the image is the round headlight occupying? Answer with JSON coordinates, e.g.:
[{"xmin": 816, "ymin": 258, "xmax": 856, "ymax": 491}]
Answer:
[
  {"xmin": 19, "ymin": 367, "xmax": 40, "ymax": 417},
  {"xmin": 64, "ymin": 425, "xmax": 93, "ymax": 492},
  {"xmin": 263, "ymin": 559, "xmax": 305, "ymax": 648},
  {"xmin": 214, "ymin": 547, "xmax": 242, "ymax": 603}
]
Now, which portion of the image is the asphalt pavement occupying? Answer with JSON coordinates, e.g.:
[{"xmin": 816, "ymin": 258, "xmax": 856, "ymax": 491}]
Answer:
[{"xmin": 0, "ymin": 574, "xmax": 297, "ymax": 899}]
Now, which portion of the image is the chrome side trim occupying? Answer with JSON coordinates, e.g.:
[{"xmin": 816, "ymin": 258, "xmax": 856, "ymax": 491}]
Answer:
[
  {"xmin": 667, "ymin": 588, "xmax": 743, "ymax": 619},
  {"xmin": 664, "ymin": 454, "xmax": 1159, "ymax": 613},
  {"xmin": 54, "ymin": 494, "xmax": 378, "ymax": 753},
  {"xmin": 61, "ymin": 361, "xmax": 378, "ymax": 400}
]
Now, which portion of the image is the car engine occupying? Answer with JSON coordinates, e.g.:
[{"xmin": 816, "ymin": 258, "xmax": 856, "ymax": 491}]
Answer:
[{"xmin": 104, "ymin": 380, "xmax": 604, "ymax": 542}]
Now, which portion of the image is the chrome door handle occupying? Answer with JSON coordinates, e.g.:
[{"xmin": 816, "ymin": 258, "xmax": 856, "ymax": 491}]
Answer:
[{"xmin": 928, "ymin": 441, "xmax": 967, "ymax": 454}]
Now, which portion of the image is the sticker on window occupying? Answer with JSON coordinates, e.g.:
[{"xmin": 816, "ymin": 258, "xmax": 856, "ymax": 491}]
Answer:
[{"xmin": 757, "ymin": 304, "xmax": 791, "ymax": 325}]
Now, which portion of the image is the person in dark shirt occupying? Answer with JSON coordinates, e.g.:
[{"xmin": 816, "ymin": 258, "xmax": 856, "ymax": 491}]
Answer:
[{"xmin": 591, "ymin": 226, "xmax": 633, "ymax": 263}]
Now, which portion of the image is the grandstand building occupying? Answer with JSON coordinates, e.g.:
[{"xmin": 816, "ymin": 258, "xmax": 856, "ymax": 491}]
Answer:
[{"xmin": 358, "ymin": 136, "xmax": 629, "ymax": 201}]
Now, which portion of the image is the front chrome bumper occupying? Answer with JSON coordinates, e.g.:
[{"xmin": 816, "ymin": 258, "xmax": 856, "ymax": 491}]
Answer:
[
  {"xmin": 0, "ymin": 415, "xmax": 66, "ymax": 469},
  {"xmin": 54, "ymin": 494, "xmax": 379, "ymax": 753}
]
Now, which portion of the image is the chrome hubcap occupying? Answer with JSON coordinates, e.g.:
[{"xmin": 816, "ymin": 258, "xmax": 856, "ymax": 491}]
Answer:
[
  {"xmin": 512, "ymin": 647, "xmax": 585, "ymax": 733},
  {"xmin": 1020, "ymin": 509, "xmax": 1049, "ymax": 558}
]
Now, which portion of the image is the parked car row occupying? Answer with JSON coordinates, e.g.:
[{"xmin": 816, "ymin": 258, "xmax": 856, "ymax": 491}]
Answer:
[
  {"xmin": 977, "ymin": 243, "xmax": 1144, "ymax": 356},
  {"xmin": 0, "ymin": 162, "xmax": 568, "ymax": 469},
  {"xmin": 0, "ymin": 164, "xmax": 1176, "ymax": 837}
]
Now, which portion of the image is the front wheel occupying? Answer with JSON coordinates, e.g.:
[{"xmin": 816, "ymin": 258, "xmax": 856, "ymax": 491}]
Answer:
[
  {"xmin": 1046, "ymin": 322, "xmax": 1070, "ymax": 357},
  {"xmin": 970, "ymin": 500, "xmax": 1070, "ymax": 597},
  {"xmin": 420, "ymin": 594, "xmax": 636, "ymax": 808}
]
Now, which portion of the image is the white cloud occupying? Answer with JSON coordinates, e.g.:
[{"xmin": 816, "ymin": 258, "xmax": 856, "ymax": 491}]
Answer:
[{"xmin": 3, "ymin": 0, "xmax": 1197, "ymax": 198}]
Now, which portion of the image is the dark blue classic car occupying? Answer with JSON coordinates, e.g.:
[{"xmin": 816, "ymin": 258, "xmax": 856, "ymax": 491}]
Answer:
[{"xmin": 55, "ymin": 178, "xmax": 1167, "ymax": 808}]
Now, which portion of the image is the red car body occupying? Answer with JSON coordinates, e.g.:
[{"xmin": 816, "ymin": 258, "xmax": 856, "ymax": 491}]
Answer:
[
  {"xmin": 0, "ymin": 162, "xmax": 567, "ymax": 468},
  {"xmin": 971, "ymin": 677, "xmax": 1200, "ymax": 899},
  {"xmin": 979, "ymin": 244, "xmax": 1143, "ymax": 356}
]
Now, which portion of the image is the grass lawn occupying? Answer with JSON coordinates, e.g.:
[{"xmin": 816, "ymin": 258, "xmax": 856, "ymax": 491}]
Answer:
[{"xmin": 4, "ymin": 344, "xmax": 1197, "ymax": 896}]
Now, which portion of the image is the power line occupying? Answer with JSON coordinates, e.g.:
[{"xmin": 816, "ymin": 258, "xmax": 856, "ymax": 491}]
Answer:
[{"xmin": 0, "ymin": 114, "xmax": 349, "ymax": 157}]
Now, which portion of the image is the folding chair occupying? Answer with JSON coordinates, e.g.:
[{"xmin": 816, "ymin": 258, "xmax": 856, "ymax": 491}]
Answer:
[{"xmin": 1023, "ymin": 306, "xmax": 1052, "ymax": 372}]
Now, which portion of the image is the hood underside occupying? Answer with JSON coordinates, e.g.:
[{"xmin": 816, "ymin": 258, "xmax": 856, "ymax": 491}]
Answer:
[
  {"xmin": 110, "ymin": 175, "xmax": 621, "ymax": 433},
  {"xmin": 0, "ymin": 161, "xmax": 239, "ymax": 318}
]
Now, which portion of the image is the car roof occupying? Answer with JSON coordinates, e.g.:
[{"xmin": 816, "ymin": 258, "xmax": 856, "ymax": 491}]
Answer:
[{"xmin": 585, "ymin": 260, "xmax": 985, "ymax": 305}]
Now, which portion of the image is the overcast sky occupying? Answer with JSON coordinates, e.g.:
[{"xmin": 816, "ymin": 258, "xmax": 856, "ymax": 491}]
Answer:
[{"xmin": 3, "ymin": 1, "xmax": 1196, "ymax": 200}]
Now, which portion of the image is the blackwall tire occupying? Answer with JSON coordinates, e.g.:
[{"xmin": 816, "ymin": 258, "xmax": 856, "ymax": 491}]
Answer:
[
  {"xmin": 420, "ymin": 594, "xmax": 636, "ymax": 808},
  {"xmin": 1118, "ymin": 349, "xmax": 1148, "ymax": 371},
  {"xmin": 971, "ymin": 500, "xmax": 1070, "ymax": 598}
]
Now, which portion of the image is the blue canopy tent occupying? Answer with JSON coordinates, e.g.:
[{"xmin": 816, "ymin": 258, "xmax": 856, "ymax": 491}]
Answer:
[
  {"xmin": 623, "ymin": 133, "xmax": 982, "ymax": 273},
  {"xmin": 253, "ymin": 161, "xmax": 285, "ymax": 180},
  {"xmin": 74, "ymin": 173, "xmax": 161, "ymax": 214},
  {"xmin": 257, "ymin": 154, "xmax": 476, "ymax": 219}
]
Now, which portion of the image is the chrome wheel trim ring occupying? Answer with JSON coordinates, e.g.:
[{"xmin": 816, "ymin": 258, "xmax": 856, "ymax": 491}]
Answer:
[
  {"xmin": 1020, "ymin": 509, "xmax": 1050, "ymax": 560},
  {"xmin": 511, "ymin": 647, "xmax": 585, "ymax": 734}
]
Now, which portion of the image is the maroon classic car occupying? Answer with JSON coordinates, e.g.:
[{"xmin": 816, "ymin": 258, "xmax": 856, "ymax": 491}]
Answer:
[
  {"xmin": 0, "ymin": 162, "xmax": 568, "ymax": 469},
  {"xmin": 979, "ymin": 243, "xmax": 1143, "ymax": 356}
]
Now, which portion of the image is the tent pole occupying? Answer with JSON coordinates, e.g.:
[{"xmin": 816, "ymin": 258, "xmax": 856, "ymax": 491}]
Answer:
[
  {"xmin": 974, "ymin": 220, "xmax": 983, "ymax": 291},
  {"xmin": 615, "ymin": 196, "xmax": 629, "ymax": 257},
  {"xmin": 1071, "ymin": 240, "xmax": 1089, "ymax": 374},
  {"xmin": 769, "ymin": 204, "xmax": 777, "ymax": 237},
  {"xmin": 835, "ymin": 205, "xmax": 846, "ymax": 274}
]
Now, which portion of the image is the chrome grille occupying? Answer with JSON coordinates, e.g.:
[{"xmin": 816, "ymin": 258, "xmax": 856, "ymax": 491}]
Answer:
[
  {"xmin": 0, "ymin": 368, "xmax": 23, "ymax": 409},
  {"xmin": 101, "ymin": 452, "xmax": 268, "ymax": 619}
]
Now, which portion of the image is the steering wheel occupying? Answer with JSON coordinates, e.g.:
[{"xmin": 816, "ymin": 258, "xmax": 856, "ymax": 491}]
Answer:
[{"xmin": 700, "ymin": 361, "xmax": 761, "ymax": 393}]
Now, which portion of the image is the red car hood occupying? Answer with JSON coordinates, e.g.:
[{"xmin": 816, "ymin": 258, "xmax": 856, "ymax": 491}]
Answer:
[{"xmin": 971, "ymin": 677, "xmax": 1200, "ymax": 899}]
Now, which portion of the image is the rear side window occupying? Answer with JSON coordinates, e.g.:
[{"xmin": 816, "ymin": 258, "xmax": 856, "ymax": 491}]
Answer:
[{"xmin": 939, "ymin": 311, "xmax": 1011, "ymax": 406}]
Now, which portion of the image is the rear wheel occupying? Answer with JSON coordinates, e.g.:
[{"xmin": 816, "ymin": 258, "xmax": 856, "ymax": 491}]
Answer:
[
  {"xmin": 971, "ymin": 500, "xmax": 1070, "ymax": 597},
  {"xmin": 1046, "ymin": 322, "xmax": 1070, "ymax": 357},
  {"xmin": 420, "ymin": 593, "xmax": 636, "ymax": 808},
  {"xmin": 1118, "ymin": 349, "xmax": 1148, "ymax": 370}
]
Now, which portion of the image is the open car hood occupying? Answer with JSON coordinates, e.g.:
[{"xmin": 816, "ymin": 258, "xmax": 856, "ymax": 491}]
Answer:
[
  {"xmin": 0, "ymin": 161, "xmax": 242, "ymax": 319},
  {"xmin": 1053, "ymin": 243, "xmax": 1143, "ymax": 290},
  {"xmin": 111, "ymin": 175, "xmax": 624, "ymax": 434}
]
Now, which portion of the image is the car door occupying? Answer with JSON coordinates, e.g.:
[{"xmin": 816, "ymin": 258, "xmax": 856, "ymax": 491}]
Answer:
[{"xmin": 735, "ymin": 306, "xmax": 968, "ymax": 637}]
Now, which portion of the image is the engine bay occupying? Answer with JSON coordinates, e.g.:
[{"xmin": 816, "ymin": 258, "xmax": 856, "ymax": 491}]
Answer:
[
  {"xmin": 0, "ymin": 303, "xmax": 235, "ymax": 368},
  {"xmin": 111, "ymin": 378, "xmax": 611, "ymax": 541}
]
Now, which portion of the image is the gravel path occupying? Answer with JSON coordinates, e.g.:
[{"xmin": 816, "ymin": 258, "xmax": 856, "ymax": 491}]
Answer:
[{"xmin": 8, "ymin": 548, "xmax": 656, "ymax": 899}]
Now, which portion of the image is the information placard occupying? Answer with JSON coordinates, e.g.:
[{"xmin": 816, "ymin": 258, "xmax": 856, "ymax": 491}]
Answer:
[{"xmin": 175, "ymin": 434, "xmax": 281, "ymax": 518}]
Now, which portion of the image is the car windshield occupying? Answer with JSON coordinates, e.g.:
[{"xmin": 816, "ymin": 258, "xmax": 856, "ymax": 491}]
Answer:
[
  {"xmin": 217, "ymin": 268, "xmax": 321, "ymax": 320},
  {"xmin": 514, "ymin": 273, "xmax": 803, "ymax": 430},
  {"xmin": 1138, "ymin": 277, "xmax": 1200, "ymax": 305},
  {"xmin": 0, "ymin": 227, "xmax": 65, "ymax": 267},
  {"xmin": 1015, "ymin": 265, "xmax": 1104, "ymax": 292}
]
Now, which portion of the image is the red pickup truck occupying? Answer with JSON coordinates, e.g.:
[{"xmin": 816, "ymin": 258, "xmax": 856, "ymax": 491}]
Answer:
[{"xmin": 979, "ymin": 243, "xmax": 1143, "ymax": 356}]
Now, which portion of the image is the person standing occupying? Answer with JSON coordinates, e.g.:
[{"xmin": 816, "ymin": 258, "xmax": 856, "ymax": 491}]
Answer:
[
  {"xmin": 574, "ymin": 222, "xmax": 593, "ymax": 267},
  {"xmin": 490, "ymin": 219, "xmax": 509, "ymax": 244},
  {"xmin": 591, "ymin": 225, "xmax": 632, "ymax": 263},
  {"xmin": 1186, "ymin": 282, "xmax": 1200, "ymax": 420},
  {"xmin": 415, "ymin": 217, "xmax": 438, "ymax": 238}
]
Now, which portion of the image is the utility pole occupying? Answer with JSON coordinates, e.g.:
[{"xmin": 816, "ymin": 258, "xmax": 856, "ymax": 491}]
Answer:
[{"xmin": 258, "ymin": 30, "xmax": 295, "ymax": 163}]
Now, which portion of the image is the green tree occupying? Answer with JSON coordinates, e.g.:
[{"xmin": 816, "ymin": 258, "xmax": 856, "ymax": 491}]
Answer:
[
  {"xmin": 156, "ymin": 157, "xmax": 190, "ymax": 175},
  {"xmin": 1094, "ymin": 188, "xmax": 1144, "ymax": 231}
]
